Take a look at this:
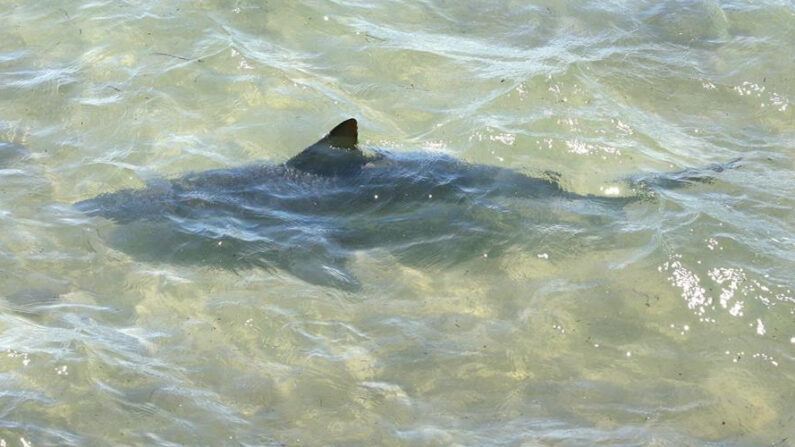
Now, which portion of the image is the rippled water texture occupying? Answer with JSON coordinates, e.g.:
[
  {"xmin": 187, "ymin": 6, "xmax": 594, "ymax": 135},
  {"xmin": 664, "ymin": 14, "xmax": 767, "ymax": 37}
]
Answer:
[{"xmin": 1, "ymin": 1, "xmax": 793, "ymax": 445}]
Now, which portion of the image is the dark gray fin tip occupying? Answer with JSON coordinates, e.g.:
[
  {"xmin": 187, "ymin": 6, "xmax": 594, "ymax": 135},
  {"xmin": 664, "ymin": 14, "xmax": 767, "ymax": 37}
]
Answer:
[
  {"xmin": 326, "ymin": 118, "xmax": 358, "ymax": 149},
  {"xmin": 286, "ymin": 118, "xmax": 367, "ymax": 176}
]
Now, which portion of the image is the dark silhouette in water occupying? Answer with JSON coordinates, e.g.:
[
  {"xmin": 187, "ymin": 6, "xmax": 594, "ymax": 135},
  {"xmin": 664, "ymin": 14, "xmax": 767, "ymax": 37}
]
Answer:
[{"xmin": 75, "ymin": 119, "xmax": 737, "ymax": 290}]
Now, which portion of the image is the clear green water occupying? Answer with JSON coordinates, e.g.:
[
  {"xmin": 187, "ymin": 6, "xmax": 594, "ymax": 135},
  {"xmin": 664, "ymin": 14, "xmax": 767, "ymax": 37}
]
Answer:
[{"xmin": 1, "ymin": 1, "xmax": 793, "ymax": 445}]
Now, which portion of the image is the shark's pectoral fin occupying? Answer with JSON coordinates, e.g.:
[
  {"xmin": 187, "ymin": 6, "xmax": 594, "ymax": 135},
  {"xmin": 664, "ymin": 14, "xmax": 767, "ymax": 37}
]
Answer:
[
  {"xmin": 270, "ymin": 237, "xmax": 360, "ymax": 291},
  {"xmin": 286, "ymin": 119, "xmax": 371, "ymax": 176}
]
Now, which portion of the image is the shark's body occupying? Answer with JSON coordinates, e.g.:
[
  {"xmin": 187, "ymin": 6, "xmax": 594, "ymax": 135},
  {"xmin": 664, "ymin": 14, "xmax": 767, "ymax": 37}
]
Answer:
[{"xmin": 76, "ymin": 119, "xmax": 734, "ymax": 289}]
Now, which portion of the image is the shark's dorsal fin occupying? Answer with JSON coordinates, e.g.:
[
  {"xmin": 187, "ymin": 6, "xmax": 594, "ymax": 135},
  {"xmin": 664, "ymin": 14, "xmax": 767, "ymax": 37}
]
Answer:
[
  {"xmin": 287, "ymin": 118, "xmax": 368, "ymax": 176},
  {"xmin": 324, "ymin": 118, "xmax": 358, "ymax": 149}
]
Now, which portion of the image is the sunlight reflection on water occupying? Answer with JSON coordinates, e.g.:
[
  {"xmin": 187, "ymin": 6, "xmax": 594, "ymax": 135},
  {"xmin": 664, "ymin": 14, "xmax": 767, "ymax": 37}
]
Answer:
[{"xmin": 0, "ymin": 0, "xmax": 793, "ymax": 445}]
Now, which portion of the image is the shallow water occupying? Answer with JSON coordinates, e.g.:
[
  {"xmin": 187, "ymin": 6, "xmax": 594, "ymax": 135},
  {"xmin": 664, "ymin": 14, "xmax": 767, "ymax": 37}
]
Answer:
[{"xmin": 1, "ymin": 0, "xmax": 793, "ymax": 445}]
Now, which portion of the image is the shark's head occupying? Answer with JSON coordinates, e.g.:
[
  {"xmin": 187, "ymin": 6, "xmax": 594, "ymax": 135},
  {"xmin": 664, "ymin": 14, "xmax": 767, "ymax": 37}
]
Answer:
[{"xmin": 286, "ymin": 119, "xmax": 373, "ymax": 176}]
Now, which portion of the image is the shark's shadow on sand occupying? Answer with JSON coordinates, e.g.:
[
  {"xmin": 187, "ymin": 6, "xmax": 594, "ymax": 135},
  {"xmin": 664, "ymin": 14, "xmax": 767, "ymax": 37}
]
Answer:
[{"xmin": 75, "ymin": 119, "xmax": 737, "ymax": 290}]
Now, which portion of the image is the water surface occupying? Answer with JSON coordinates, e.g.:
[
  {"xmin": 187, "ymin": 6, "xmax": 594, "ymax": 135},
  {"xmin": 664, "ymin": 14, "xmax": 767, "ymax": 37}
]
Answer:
[{"xmin": 1, "ymin": 1, "xmax": 793, "ymax": 445}]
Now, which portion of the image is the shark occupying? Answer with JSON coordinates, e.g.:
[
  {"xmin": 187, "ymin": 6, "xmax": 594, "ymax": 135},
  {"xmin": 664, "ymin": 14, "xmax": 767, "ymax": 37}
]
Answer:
[{"xmin": 75, "ymin": 119, "xmax": 737, "ymax": 290}]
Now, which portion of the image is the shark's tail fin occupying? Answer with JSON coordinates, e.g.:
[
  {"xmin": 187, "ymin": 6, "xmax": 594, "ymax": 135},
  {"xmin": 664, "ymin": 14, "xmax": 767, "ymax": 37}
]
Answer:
[{"xmin": 628, "ymin": 157, "xmax": 741, "ymax": 193}]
